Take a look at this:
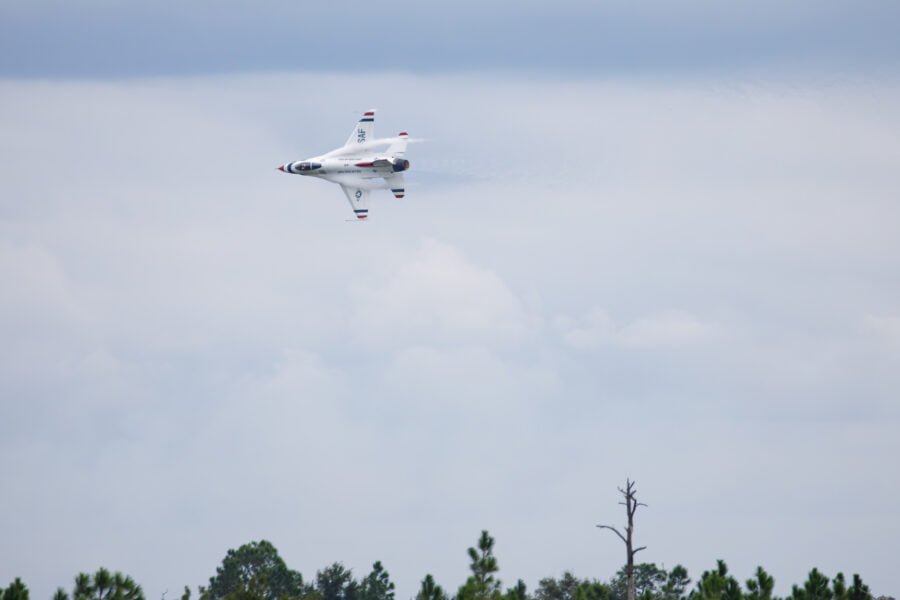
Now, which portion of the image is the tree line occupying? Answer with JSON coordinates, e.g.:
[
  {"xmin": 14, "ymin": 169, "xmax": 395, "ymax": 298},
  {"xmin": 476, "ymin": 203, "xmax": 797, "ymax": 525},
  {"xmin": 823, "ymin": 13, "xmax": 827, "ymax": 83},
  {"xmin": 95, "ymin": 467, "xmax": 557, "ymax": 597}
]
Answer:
[{"xmin": 1, "ymin": 533, "xmax": 890, "ymax": 600}]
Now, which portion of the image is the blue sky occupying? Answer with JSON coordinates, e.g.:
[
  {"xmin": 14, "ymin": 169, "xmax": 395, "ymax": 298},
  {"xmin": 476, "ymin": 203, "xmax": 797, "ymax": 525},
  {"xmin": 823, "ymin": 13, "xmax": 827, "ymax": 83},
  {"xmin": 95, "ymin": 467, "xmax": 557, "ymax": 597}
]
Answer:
[
  {"xmin": 3, "ymin": 1, "xmax": 900, "ymax": 77},
  {"xmin": 1, "ymin": 3, "xmax": 900, "ymax": 600}
]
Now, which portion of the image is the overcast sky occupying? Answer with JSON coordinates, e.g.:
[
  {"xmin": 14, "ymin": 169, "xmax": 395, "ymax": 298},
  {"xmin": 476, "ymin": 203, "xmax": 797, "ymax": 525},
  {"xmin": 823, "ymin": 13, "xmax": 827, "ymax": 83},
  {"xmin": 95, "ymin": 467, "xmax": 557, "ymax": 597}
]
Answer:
[{"xmin": 1, "ymin": 2, "xmax": 900, "ymax": 600}]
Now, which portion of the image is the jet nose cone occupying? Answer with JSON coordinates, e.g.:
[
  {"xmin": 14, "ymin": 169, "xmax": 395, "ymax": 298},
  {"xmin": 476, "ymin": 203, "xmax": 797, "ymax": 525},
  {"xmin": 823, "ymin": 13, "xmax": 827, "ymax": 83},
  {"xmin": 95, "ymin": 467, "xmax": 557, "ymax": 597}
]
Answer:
[{"xmin": 277, "ymin": 164, "xmax": 286, "ymax": 172}]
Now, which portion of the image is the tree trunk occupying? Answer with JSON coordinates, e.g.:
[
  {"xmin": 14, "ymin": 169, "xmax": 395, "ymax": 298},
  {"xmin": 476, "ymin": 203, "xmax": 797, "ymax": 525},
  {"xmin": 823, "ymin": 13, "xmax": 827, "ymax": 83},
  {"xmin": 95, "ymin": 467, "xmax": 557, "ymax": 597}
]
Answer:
[{"xmin": 597, "ymin": 479, "xmax": 647, "ymax": 600}]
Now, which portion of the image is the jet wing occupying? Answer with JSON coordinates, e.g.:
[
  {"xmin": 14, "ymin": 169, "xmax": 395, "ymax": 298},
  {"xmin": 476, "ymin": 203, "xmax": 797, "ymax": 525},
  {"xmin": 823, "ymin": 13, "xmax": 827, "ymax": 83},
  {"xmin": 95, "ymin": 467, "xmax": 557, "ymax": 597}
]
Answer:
[
  {"xmin": 340, "ymin": 184, "xmax": 370, "ymax": 219},
  {"xmin": 344, "ymin": 110, "xmax": 375, "ymax": 147}
]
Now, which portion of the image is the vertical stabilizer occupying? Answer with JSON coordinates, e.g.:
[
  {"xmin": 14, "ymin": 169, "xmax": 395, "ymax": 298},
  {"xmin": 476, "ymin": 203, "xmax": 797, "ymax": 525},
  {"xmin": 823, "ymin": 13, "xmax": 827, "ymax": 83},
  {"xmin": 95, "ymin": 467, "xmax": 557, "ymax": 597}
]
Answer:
[{"xmin": 344, "ymin": 110, "xmax": 376, "ymax": 147}]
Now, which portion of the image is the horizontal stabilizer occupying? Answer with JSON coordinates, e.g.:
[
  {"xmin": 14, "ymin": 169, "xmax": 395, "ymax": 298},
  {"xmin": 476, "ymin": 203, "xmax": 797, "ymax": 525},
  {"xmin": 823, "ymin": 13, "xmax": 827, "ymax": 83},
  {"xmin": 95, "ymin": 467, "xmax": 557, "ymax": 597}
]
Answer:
[{"xmin": 386, "ymin": 132, "xmax": 409, "ymax": 157}]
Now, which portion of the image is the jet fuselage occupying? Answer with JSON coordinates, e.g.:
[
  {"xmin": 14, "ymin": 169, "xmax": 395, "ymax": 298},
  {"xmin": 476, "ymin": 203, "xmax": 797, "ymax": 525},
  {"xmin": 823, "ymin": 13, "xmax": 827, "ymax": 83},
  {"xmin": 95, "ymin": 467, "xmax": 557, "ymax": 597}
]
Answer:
[{"xmin": 277, "ymin": 111, "xmax": 410, "ymax": 218}]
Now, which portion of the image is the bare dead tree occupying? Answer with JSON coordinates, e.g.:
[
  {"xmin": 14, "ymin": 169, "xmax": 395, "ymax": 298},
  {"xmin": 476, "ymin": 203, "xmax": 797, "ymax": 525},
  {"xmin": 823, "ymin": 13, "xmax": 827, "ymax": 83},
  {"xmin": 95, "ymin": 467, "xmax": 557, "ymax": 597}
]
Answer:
[{"xmin": 596, "ymin": 479, "xmax": 647, "ymax": 600}]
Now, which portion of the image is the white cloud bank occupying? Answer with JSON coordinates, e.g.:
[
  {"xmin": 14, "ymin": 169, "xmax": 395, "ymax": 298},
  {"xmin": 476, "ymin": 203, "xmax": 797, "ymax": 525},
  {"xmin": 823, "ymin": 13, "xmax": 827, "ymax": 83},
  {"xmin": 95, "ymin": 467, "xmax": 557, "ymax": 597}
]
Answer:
[
  {"xmin": 351, "ymin": 239, "xmax": 532, "ymax": 350},
  {"xmin": 1, "ymin": 72, "xmax": 899, "ymax": 598},
  {"xmin": 559, "ymin": 308, "xmax": 718, "ymax": 350}
]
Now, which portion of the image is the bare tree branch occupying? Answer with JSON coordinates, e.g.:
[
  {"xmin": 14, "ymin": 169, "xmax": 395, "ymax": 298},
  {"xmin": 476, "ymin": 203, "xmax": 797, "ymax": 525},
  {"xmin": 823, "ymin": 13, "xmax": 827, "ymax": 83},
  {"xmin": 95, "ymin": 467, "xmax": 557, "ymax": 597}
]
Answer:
[
  {"xmin": 633, "ymin": 546, "xmax": 647, "ymax": 554},
  {"xmin": 596, "ymin": 524, "xmax": 627, "ymax": 545}
]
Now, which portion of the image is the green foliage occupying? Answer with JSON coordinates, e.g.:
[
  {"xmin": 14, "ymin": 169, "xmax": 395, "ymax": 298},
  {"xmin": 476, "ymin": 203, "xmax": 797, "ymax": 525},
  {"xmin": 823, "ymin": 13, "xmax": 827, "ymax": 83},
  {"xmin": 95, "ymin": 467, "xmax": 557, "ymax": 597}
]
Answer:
[
  {"xmin": 745, "ymin": 567, "xmax": 774, "ymax": 600},
  {"xmin": 417, "ymin": 576, "xmax": 448, "ymax": 600},
  {"xmin": 535, "ymin": 573, "xmax": 582, "ymax": 600},
  {"xmin": 417, "ymin": 575, "xmax": 447, "ymax": 600},
  {"xmin": 575, "ymin": 581, "xmax": 610, "ymax": 600},
  {"xmin": 659, "ymin": 566, "xmax": 690, "ymax": 600},
  {"xmin": 457, "ymin": 531, "xmax": 502, "ymax": 600},
  {"xmin": 791, "ymin": 568, "xmax": 832, "ymax": 600},
  {"xmin": 823, "ymin": 573, "xmax": 871, "ymax": 600},
  {"xmin": 74, "ymin": 574, "xmax": 92, "ymax": 600},
  {"xmin": 316, "ymin": 563, "xmax": 358, "ymax": 600},
  {"xmin": 534, "ymin": 573, "xmax": 609, "ymax": 600},
  {"xmin": 833, "ymin": 573, "xmax": 848, "ymax": 600},
  {"xmin": 503, "ymin": 580, "xmax": 528, "ymax": 600},
  {"xmin": 609, "ymin": 564, "xmax": 666, "ymax": 600},
  {"xmin": 21, "ymin": 533, "xmax": 880, "ymax": 600},
  {"xmin": 201, "ymin": 540, "xmax": 305, "ymax": 600},
  {"xmin": 3, "ymin": 578, "xmax": 29, "ymax": 600},
  {"xmin": 689, "ymin": 561, "xmax": 741, "ymax": 600},
  {"xmin": 469, "ymin": 531, "xmax": 501, "ymax": 591},
  {"xmin": 69, "ymin": 569, "xmax": 144, "ymax": 600},
  {"xmin": 358, "ymin": 562, "xmax": 394, "ymax": 600},
  {"xmin": 846, "ymin": 575, "xmax": 871, "ymax": 600}
]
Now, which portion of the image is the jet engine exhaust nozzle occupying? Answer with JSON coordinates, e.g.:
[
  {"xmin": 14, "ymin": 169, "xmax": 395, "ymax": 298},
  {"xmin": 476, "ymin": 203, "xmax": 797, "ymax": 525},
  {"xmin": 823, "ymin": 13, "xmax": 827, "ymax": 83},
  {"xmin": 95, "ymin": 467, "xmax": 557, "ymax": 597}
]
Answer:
[{"xmin": 392, "ymin": 158, "xmax": 411, "ymax": 172}]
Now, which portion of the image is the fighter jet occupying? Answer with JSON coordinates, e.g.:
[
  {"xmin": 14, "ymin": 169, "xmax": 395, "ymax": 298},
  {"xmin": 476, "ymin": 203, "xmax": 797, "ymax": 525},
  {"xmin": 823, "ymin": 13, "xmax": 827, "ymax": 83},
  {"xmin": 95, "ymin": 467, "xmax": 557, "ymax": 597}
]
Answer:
[{"xmin": 277, "ymin": 110, "xmax": 410, "ymax": 220}]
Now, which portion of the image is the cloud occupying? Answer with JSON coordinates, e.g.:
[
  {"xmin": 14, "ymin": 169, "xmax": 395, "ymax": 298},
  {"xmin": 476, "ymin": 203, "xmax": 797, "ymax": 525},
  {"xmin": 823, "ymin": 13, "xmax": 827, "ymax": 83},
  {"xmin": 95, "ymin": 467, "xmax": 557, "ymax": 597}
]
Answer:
[
  {"xmin": 1, "ymin": 71, "xmax": 899, "ymax": 598},
  {"xmin": 863, "ymin": 314, "xmax": 900, "ymax": 344},
  {"xmin": 560, "ymin": 308, "xmax": 717, "ymax": 350},
  {"xmin": 350, "ymin": 239, "xmax": 533, "ymax": 351}
]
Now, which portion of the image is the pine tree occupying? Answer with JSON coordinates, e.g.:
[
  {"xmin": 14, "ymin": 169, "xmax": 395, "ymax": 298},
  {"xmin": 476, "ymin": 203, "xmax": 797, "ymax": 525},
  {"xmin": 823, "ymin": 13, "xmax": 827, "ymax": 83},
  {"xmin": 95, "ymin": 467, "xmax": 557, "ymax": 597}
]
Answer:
[
  {"xmin": 3, "ymin": 578, "xmax": 29, "ymax": 600},
  {"xmin": 457, "ymin": 531, "xmax": 502, "ymax": 600},
  {"xmin": 745, "ymin": 567, "xmax": 774, "ymax": 600},
  {"xmin": 359, "ymin": 562, "xmax": 394, "ymax": 600},
  {"xmin": 416, "ymin": 576, "xmax": 446, "ymax": 600}
]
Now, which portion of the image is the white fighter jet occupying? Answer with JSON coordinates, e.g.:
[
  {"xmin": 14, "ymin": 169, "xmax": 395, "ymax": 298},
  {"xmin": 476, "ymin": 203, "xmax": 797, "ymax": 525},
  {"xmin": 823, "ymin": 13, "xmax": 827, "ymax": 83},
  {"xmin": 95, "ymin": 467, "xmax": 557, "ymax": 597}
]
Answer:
[{"xmin": 277, "ymin": 110, "xmax": 410, "ymax": 220}]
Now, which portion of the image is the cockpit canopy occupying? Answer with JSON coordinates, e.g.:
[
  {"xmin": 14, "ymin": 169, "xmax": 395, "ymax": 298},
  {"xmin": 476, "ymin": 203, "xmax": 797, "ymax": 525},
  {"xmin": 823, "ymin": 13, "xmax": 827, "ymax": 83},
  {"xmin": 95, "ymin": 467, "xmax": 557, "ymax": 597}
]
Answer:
[{"xmin": 291, "ymin": 161, "xmax": 322, "ymax": 173}]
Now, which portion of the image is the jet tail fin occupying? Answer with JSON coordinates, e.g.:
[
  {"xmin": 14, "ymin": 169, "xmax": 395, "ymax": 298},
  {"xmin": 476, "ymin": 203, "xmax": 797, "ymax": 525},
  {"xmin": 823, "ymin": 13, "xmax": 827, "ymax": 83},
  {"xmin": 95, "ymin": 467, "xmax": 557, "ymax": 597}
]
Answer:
[{"xmin": 344, "ymin": 110, "xmax": 376, "ymax": 147}]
